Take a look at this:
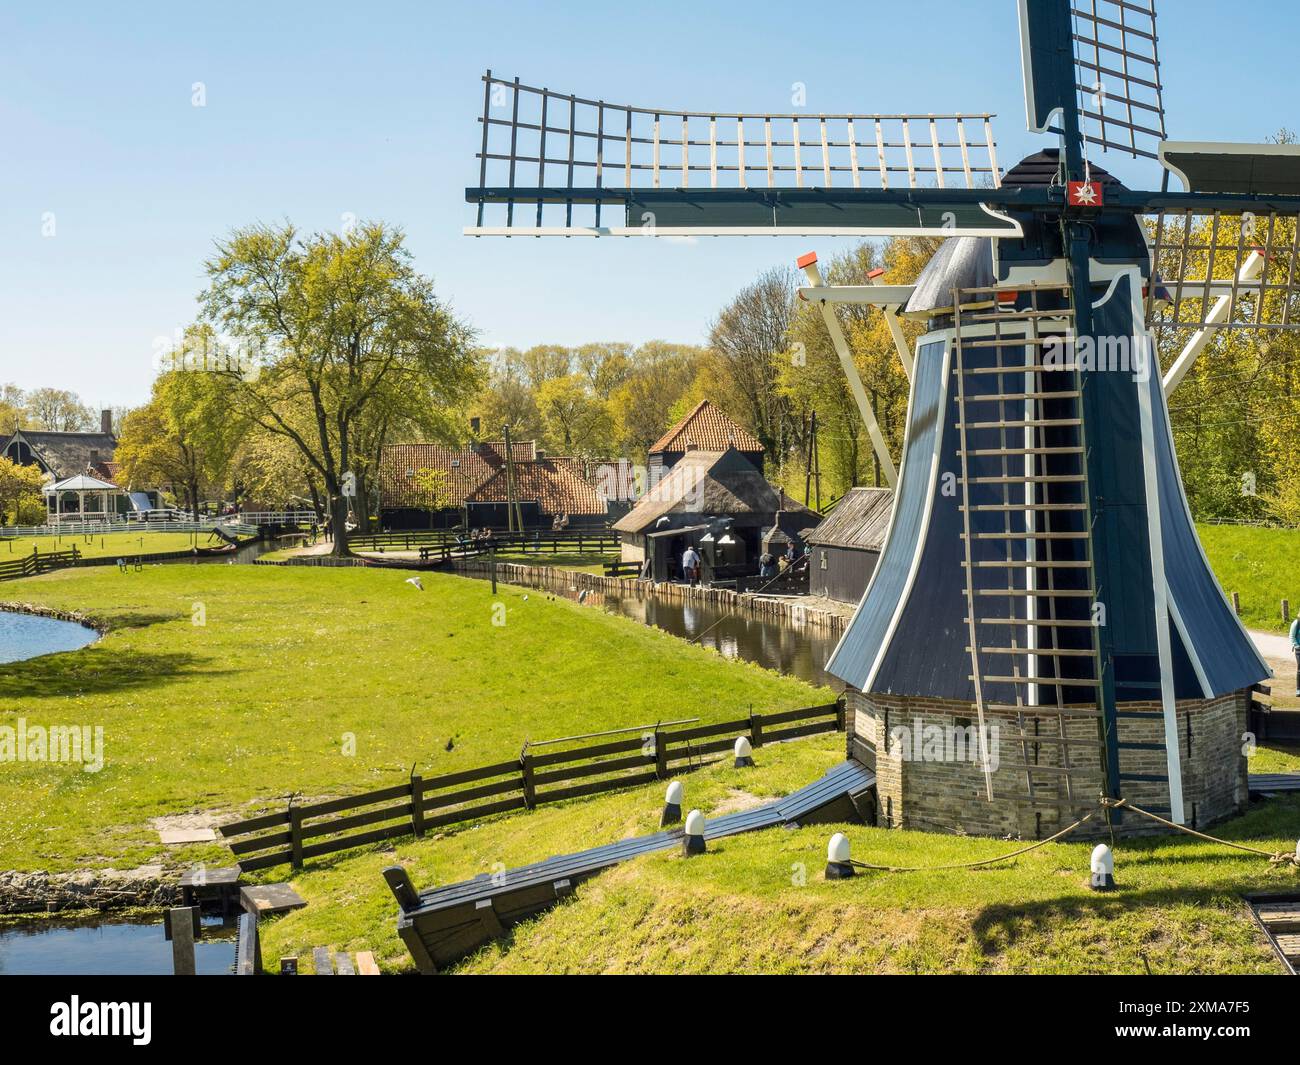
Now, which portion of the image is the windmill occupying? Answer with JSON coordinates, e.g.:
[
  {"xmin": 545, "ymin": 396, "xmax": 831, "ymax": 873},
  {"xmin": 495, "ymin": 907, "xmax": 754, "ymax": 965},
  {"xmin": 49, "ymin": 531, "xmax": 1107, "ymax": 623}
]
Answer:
[{"xmin": 465, "ymin": 1, "xmax": 1298, "ymax": 836}]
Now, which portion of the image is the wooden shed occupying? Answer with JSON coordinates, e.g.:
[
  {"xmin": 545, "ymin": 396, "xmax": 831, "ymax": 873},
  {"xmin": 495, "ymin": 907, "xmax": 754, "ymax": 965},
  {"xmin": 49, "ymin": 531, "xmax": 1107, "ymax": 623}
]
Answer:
[{"xmin": 804, "ymin": 487, "xmax": 893, "ymax": 604}]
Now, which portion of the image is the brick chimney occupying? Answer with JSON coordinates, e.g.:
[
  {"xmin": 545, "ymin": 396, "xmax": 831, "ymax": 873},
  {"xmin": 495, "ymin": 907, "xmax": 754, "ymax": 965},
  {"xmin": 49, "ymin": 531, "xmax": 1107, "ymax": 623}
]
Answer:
[{"xmin": 101, "ymin": 409, "xmax": 113, "ymax": 435}]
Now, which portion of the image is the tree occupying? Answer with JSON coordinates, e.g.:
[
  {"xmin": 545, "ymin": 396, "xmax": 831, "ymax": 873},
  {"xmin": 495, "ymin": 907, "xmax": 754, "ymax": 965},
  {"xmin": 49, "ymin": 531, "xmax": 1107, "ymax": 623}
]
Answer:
[
  {"xmin": 0, "ymin": 385, "xmax": 29, "ymax": 434},
  {"xmin": 200, "ymin": 220, "xmax": 480, "ymax": 553},
  {"xmin": 25, "ymin": 388, "xmax": 94, "ymax": 431},
  {"xmin": 707, "ymin": 267, "xmax": 798, "ymax": 454},
  {"xmin": 0, "ymin": 456, "xmax": 45, "ymax": 525},
  {"xmin": 114, "ymin": 350, "xmax": 247, "ymax": 515},
  {"xmin": 607, "ymin": 342, "xmax": 709, "ymax": 459},
  {"xmin": 536, "ymin": 374, "xmax": 614, "ymax": 456}
]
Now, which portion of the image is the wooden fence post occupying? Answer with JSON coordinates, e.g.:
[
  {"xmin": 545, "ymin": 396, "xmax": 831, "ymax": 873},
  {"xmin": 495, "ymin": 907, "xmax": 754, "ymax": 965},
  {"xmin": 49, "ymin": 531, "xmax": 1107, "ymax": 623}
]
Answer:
[
  {"xmin": 521, "ymin": 748, "xmax": 536, "ymax": 809},
  {"xmin": 835, "ymin": 698, "xmax": 847, "ymax": 732},
  {"xmin": 1284, "ymin": 599, "xmax": 1291, "ymax": 624},
  {"xmin": 654, "ymin": 728, "xmax": 669, "ymax": 779},
  {"xmin": 1232, "ymin": 591, "xmax": 1241, "ymax": 615},
  {"xmin": 289, "ymin": 799, "xmax": 303, "ymax": 870},
  {"xmin": 410, "ymin": 772, "xmax": 425, "ymax": 838},
  {"xmin": 749, "ymin": 706, "xmax": 763, "ymax": 749}
]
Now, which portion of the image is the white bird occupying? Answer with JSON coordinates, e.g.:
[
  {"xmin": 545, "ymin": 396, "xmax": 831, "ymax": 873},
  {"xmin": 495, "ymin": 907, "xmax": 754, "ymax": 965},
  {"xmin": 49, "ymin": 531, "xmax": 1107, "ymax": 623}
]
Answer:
[{"xmin": 405, "ymin": 576, "xmax": 424, "ymax": 591}]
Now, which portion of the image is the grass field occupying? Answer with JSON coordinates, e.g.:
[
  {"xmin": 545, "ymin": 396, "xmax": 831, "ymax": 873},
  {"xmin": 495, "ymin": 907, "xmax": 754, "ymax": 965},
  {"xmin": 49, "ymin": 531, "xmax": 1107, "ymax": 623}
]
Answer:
[
  {"xmin": 255, "ymin": 733, "xmax": 1300, "ymax": 974},
  {"xmin": 0, "ymin": 531, "xmax": 230, "ymax": 560},
  {"xmin": 0, "ymin": 565, "xmax": 825, "ymax": 872},
  {"xmin": 1197, "ymin": 523, "xmax": 1300, "ymax": 633}
]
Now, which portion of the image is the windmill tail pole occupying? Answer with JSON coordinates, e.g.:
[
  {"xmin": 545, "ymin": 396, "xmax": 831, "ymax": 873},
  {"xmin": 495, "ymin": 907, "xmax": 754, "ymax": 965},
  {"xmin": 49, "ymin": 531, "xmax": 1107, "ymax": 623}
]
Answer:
[{"xmin": 797, "ymin": 252, "xmax": 898, "ymax": 489}]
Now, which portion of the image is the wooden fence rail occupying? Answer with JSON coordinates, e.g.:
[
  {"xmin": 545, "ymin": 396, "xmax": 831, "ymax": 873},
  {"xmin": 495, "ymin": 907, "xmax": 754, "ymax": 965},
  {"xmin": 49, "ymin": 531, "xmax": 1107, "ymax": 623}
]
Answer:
[
  {"xmin": 220, "ymin": 701, "xmax": 844, "ymax": 872},
  {"xmin": 0, "ymin": 547, "xmax": 80, "ymax": 582},
  {"xmin": 347, "ymin": 527, "xmax": 618, "ymax": 556}
]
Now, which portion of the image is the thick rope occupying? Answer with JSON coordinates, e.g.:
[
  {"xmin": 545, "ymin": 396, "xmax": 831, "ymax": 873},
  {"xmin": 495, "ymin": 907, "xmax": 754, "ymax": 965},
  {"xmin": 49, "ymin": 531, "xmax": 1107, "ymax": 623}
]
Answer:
[
  {"xmin": 1102, "ymin": 797, "xmax": 1300, "ymax": 868},
  {"xmin": 848, "ymin": 811, "xmax": 1095, "ymax": 872}
]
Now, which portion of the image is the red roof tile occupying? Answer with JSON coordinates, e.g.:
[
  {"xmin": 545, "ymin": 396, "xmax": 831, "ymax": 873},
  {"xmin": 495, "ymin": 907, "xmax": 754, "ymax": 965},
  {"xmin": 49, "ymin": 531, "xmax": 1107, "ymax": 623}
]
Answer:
[{"xmin": 648, "ymin": 400, "xmax": 763, "ymax": 455}]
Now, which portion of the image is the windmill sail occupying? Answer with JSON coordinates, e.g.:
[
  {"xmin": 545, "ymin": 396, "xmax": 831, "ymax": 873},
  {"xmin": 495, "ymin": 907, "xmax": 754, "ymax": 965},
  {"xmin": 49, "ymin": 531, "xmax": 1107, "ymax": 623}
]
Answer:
[
  {"xmin": 465, "ymin": 71, "xmax": 1015, "ymax": 237},
  {"xmin": 1019, "ymin": 0, "xmax": 1166, "ymax": 160}
]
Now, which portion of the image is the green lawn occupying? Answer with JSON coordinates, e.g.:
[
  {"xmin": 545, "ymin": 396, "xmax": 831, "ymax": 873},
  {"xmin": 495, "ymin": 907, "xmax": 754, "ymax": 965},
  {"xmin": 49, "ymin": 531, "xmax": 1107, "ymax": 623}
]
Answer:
[
  {"xmin": 1, "ymin": 531, "xmax": 229, "ymax": 560},
  {"xmin": 1197, "ymin": 523, "xmax": 1300, "ymax": 633},
  {"xmin": 0, "ymin": 565, "xmax": 826, "ymax": 873},
  {"xmin": 254, "ymin": 732, "xmax": 1300, "ymax": 974}
]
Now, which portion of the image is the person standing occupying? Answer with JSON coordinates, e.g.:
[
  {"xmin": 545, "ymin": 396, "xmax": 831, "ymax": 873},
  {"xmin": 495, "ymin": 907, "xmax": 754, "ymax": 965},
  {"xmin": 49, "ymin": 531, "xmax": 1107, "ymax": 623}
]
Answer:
[
  {"xmin": 681, "ymin": 544, "xmax": 701, "ymax": 587},
  {"xmin": 1291, "ymin": 611, "xmax": 1300, "ymax": 696}
]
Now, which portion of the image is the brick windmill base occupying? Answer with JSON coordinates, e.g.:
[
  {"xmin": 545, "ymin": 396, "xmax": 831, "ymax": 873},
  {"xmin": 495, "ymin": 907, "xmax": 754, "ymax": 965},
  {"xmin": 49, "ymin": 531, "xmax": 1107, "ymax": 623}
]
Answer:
[{"xmin": 844, "ymin": 689, "xmax": 1251, "ymax": 839}]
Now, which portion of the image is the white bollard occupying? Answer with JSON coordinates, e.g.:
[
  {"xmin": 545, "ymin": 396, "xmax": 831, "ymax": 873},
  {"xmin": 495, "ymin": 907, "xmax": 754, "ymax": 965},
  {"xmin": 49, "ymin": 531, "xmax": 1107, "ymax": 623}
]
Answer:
[
  {"xmin": 682, "ymin": 809, "xmax": 706, "ymax": 856},
  {"xmin": 825, "ymin": 832, "xmax": 854, "ymax": 880},
  {"xmin": 734, "ymin": 735, "xmax": 755, "ymax": 768},
  {"xmin": 661, "ymin": 780, "xmax": 683, "ymax": 826},
  {"xmin": 1090, "ymin": 843, "xmax": 1116, "ymax": 891}
]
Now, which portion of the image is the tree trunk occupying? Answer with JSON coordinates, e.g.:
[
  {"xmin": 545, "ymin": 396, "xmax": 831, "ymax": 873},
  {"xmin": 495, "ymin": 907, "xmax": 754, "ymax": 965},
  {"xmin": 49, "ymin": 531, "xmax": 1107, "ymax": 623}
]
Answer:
[{"xmin": 328, "ymin": 494, "xmax": 351, "ymax": 556}]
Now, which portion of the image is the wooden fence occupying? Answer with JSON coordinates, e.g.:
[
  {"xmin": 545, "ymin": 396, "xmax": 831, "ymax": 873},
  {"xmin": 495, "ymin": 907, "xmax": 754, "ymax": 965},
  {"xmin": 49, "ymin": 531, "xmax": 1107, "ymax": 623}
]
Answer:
[
  {"xmin": 347, "ymin": 527, "xmax": 618, "ymax": 556},
  {"xmin": 220, "ymin": 701, "xmax": 844, "ymax": 872},
  {"xmin": 0, "ymin": 547, "xmax": 80, "ymax": 582}
]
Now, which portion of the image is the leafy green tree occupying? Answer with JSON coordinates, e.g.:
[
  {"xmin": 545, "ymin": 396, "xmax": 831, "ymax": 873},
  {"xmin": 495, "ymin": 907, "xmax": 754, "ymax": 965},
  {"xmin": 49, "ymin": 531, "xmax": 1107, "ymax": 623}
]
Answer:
[
  {"xmin": 0, "ymin": 456, "xmax": 45, "ymax": 525},
  {"xmin": 199, "ymin": 220, "xmax": 480, "ymax": 553}
]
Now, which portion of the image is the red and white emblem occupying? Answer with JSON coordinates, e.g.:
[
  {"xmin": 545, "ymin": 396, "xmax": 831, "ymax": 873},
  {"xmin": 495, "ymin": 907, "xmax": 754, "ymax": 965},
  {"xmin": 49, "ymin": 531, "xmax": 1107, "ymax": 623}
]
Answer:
[{"xmin": 1067, "ymin": 180, "xmax": 1103, "ymax": 207}]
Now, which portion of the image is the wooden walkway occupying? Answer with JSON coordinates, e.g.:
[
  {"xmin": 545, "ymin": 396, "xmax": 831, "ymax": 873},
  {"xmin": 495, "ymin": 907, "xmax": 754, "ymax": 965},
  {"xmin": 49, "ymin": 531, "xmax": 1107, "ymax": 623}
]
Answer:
[
  {"xmin": 1245, "ymin": 892, "xmax": 1300, "ymax": 975},
  {"xmin": 389, "ymin": 760, "xmax": 876, "ymax": 972},
  {"xmin": 1248, "ymin": 773, "xmax": 1300, "ymax": 797}
]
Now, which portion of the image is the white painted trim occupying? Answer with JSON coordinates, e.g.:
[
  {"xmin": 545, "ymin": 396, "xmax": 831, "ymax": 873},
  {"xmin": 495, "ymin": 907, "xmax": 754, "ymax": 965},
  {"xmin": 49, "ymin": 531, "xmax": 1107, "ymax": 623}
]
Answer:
[
  {"xmin": 1149, "ymin": 323, "xmax": 1274, "ymax": 681},
  {"xmin": 860, "ymin": 334, "xmax": 953, "ymax": 692},
  {"xmin": 801, "ymin": 259, "xmax": 898, "ymax": 487},
  {"xmin": 1017, "ymin": 0, "xmax": 1055, "ymax": 135},
  {"xmin": 798, "ymin": 285, "xmax": 917, "ymax": 306},
  {"xmin": 1091, "ymin": 271, "xmax": 1125, "ymax": 309},
  {"xmin": 1129, "ymin": 268, "xmax": 1187, "ymax": 825},
  {"xmin": 465, "ymin": 206, "xmax": 1024, "ymax": 240},
  {"xmin": 1159, "ymin": 140, "xmax": 1300, "ymax": 192}
]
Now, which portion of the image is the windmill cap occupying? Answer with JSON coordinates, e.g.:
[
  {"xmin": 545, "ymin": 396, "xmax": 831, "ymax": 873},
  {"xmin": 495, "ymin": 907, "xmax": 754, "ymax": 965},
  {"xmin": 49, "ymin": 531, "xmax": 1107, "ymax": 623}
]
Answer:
[{"xmin": 796, "ymin": 251, "xmax": 818, "ymax": 269}]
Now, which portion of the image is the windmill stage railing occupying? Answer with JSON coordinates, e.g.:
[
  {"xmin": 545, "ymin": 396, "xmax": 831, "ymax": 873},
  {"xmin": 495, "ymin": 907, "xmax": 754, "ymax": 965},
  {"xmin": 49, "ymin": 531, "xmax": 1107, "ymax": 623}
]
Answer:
[{"xmin": 469, "ymin": 70, "xmax": 1001, "ymax": 234}]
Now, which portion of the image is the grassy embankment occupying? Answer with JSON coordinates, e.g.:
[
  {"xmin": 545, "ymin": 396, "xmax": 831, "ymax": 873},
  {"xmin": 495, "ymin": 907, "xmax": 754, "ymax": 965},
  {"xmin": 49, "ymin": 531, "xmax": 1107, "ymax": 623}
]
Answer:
[
  {"xmin": 1, "ymin": 531, "xmax": 230, "ymax": 560},
  {"xmin": 255, "ymin": 731, "xmax": 1300, "ymax": 974},
  {"xmin": 0, "ymin": 564, "xmax": 824, "ymax": 873}
]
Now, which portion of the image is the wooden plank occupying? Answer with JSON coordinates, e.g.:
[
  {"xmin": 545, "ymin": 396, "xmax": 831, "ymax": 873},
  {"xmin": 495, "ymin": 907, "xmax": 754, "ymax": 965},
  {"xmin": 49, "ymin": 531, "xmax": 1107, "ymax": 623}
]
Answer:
[
  {"xmin": 531, "ymin": 753, "xmax": 654, "ymax": 786},
  {"xmin": 422, "ymin": 776, "xmax": 523, "ymax": 811},
  {"xmin": 334, "ymin": 952, "xmax": 356, "ymax": 975},
  {"xmin": 758, "ymin": 704, "xmax": 839, "ymax": 727},
  {"xmin": 424, "ymin": 795, "xmax": 528, "ymax": 829},
  {"xmin": 220, "ymin": 809, "xmax": 291, "ymax": 836},
  {"xmin": 533, "ymin": 770, "xmax": 659, "ymax": 805},
  {"xmin": 763, "ymin": 720, "xmax": 839, "ymax": 744},
  {"xmin": 226, "ymin": 829, "xmax": 293, "ymax": 856},
  {"xmin": 294, "ymin": 782, "xmax": 411, "ymax": 820},
  {"xmin": 312, "ymin": 947, "xmax": 334, "ymax": 975},
  {"xmin": 299, "ymin": 801, "xmax": 413, "ymax": 841},
  {"xmin": 422, "ymin": 760, "xmax": 523, "ymax": 790},
  {"xmin": 299, "ymin": 821, "xmax": 413, "ymax": 860},
  {"xmin": 663, "ymin": 718, "xmax": 750, "ymax": 743},
  {"xmin": 355, "ymin": 951, "xmax": 380, "ymax": 975},
  {"xmin": 529, "ymin": 735, "xmax": 646, "ymax": 767}
]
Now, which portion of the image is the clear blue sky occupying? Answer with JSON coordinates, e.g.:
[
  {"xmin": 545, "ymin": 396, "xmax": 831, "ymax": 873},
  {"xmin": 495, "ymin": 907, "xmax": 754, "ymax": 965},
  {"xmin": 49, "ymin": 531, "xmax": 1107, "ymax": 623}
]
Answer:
[{"xmin": 1, "ymin": 0, "xmax": 1297, "ymax": 408}]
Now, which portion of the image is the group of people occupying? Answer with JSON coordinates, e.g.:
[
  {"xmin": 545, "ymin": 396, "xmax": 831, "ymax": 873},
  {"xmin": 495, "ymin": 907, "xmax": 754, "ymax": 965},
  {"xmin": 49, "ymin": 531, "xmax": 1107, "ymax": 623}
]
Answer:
[
  {"xmin": 678, "ymin": 539, "xmax": 808, "ymax": 587},
  {"xmin": 758, "ymin": 541, "xmax": 806, "ymax": 580}
]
